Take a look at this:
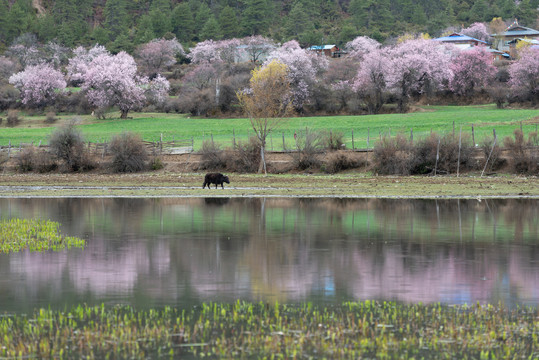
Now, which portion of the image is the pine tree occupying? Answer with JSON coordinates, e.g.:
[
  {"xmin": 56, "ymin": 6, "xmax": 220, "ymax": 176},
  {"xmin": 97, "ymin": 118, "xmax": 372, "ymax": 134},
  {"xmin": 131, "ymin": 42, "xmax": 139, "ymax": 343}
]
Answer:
[
  {"xmin": 201, "ymin": 15, "xmax": 221, "ymax": 40},
  {"xmin": 104, "ymin": 0, "xmax": 129, "ymax": 41},
  {"xmin": 219, "ymin": 5, "xmax": 241, "ymax": 39},
  {"xmin": 195, "ymin": 3, "xmax": 212, "ymax": 36},
  {"xmin": 241, "ymin": 0, "xmax": 272, "ymax": 36},
  {"xmin": 172, "ymin": 3, "xmax": 195, "ymax": 42}
]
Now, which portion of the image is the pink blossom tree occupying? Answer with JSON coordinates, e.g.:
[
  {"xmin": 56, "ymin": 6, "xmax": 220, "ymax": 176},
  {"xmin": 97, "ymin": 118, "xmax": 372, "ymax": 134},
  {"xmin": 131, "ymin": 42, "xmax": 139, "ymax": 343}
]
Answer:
[
  {"xmin": 81, "ymin": 51, "xmax": 147, "ymax": 119},
  {"xmin": 188, "ymin": 39, "xmax": 242, "ymax": 64},
  {"xmin": 345, "ymin": 36, "xmax": 381, "ymax": 62},
  {"xmin": 145, "ymin": 74, "xmax": 170, "ymax": 105},
  {"xmin": 182, "ymin": 63, "xmax": 218, "ymax": 90},
  {"xmin": 461, "ymin": 22, "xmax": 490, "ymax": 42},
  {"xmin": 509, "ymin": 48, "xmax": 539, "ymax": 105},
  {"xmin": 9, "ymin": 63, "xmax": 66, "ymax": 108},
  {"xmin": 352, "ymin": 49, "xmax": 390, "ymax": 114},
  {"xmin": 135, "ymin": 38, "xmax": 185, "ymax": 76},
  {"xmin": 67, "ymin": 45, "xmax": 110, "ymax": 85},
  {"xmin": 241, "ymin": 36, "xmax": 275, "ymax": 63},
  {"xmin": 450, "ymin": 46, "xmax": 496, "ymax": 96},
  {"xmin": 386, "ymin": 39, "xmax": 453, "ymax": 112},
  {"xmin": 266, "ymin": 40, "xmax": 329, "ymax": 111}
]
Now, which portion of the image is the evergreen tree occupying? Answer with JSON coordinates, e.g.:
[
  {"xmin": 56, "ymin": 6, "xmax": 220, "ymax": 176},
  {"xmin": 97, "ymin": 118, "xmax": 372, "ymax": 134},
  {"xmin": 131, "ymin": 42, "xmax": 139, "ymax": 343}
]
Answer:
[
  {"xmin": 135, "ymin": 15, "xmax": 157, "ymax": 44},
  {"xmin": 469, "ymin": 0, "xmax": 489, "ymax": 23},
  {"xmin": 284, "ymin": 2, "xmax": 312, "ymax": 39},
  {"xmin": 219, "ymin": 5, "xmax": 241, "ymax": 39},
  {"xmin": 6, "ymin": 0, "xmax": 35, "ymax": 43},
  {"xmin": 36, "ymin": 14, "xmax": 57, "ymax": 43},
  {"xmin": 201, "ymin": 15, "xmax": 221, "ymax": 40},
  {"xmin": 0, "ymin": 0, "xmax": 10, "ymax": 47},
  {"xmin": 172, "ymin": 3, "xmax": 195, "ymax": 42},
  {"xmin": 515, "ymin": 0, "xmax": 537, "ymax": 26},
  {"xmin": 104, "ymin": 0, "xmax": 129, "ymax": 41},
  {"xmin": 241, "ymin": 0, "xmax": 272, "ymax": 35},
  {"xmin": 52, "ymin": 0, "xmax": 91, "ymax": 46},
  {"xmin": 90, "ymin": 26, "xmax": 110, "ymax": 46},
  {"xmin": 195, "ymin": 3, "xmax": 212, "ymax": 36},
  {"xmin": 149, "ymin": 0, "xmax": 172, "ymax": 37}
]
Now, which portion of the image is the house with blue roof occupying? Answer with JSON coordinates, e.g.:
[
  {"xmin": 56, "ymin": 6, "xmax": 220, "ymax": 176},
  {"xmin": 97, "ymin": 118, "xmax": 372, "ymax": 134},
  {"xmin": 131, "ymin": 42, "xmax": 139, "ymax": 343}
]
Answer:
[
  {"xmin": 432, "ymin": 33, "xmax": 488, "ymax": 49},
  {"xmin": 308, "ymin": 45, "xmax": 342, "ymax": 58},
  {"xmin": 491, "ymin": 24, "xmax": 539, "ymax": 51}
]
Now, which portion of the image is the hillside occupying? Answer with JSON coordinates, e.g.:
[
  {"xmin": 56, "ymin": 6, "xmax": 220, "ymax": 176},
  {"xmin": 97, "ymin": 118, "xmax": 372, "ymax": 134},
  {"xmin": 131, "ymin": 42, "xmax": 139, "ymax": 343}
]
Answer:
[{"xmin": 0, "ymin": 0, "xmax": 538, "ymax": 51}]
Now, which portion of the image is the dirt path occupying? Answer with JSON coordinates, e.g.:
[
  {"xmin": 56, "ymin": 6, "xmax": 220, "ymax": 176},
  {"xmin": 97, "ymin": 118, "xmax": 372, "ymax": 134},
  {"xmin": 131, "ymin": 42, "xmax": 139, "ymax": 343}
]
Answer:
[{"xmin": 1, "ymin": 172, "xmax": 538, "ymax": 198}]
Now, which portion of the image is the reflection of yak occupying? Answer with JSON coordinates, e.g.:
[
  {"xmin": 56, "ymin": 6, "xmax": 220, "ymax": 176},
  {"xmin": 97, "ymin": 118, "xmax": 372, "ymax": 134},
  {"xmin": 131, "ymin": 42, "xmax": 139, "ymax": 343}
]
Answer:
[
  {"xmin": 204, "ymin": 198, "xmax": 230, "ymax": 206},
  {"xmin": 203, "ymin": 173, "xmax": 230, "ymax": 189}
]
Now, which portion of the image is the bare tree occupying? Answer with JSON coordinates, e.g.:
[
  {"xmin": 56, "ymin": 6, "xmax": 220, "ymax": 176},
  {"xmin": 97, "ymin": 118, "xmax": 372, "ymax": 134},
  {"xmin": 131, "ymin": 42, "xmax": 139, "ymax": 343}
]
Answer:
[{"xmin": 237, "ymin": 60, "xmax": 293, "ymax": 174}]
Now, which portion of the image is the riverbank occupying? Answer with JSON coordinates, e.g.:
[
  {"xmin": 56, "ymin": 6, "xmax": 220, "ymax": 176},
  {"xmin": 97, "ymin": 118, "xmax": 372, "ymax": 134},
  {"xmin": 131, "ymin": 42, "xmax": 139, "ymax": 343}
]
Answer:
[
  {"xmin": 0, "ymin": 171, "xmax": 538, "ymax": 198},
  {"xmin": 1, "ymin": 301, "xmax": 536, "ymax": 359}
]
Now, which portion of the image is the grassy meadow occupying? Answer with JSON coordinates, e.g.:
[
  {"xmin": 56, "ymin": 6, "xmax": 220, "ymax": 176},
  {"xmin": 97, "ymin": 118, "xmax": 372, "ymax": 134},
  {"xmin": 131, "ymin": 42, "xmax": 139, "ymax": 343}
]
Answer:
[{"xmin": 1, "ymin": 105, "xmax": 538, "ymax": 150}]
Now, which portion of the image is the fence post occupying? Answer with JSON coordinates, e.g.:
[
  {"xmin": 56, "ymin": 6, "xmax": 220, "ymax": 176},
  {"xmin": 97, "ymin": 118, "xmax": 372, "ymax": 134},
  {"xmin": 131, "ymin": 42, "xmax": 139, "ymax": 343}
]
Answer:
[
  {"xmin": 270, "ymin": 133, "xmax": 273, "ymax": 151},
  {"xmin": 457, "ymin": 126, "xmax": 462, "ymax": 177},
  {"xmin": 482, "ymin": 135, "xmax": 497, "ymax": 177},
  {"xmin": 472, "ymin": 124, "xmax": 475, "ymax": 146},
  {"xmin": 8, "ymin": 140, "xmax": 11, "ymax": 158},
  {"xmin": 367, "ymin": 128, "xmax": 370, "ymax": 149},
  {"xmin": 410, "ymin": 128, "xmax": 413, "ymax": 144},
  {"xmin": 520, "ymin": 121, "xmax": 523, "ymax": 133},
  {"xmin": 282, "ymin": 132, "xmax": 285, "ymax": 151},
  {"xmin": 191, "ymin": 137, "xmax": 194, "ymax": 152},
  {"xmin": 434, "ymin": 137, "xmax": 440, "ymax": 176},
  {"xmin": 453, "ymin": 121, "xmax": 455, "ymax": 137},
  {"xmin": 233, "ymin": 128, "xmax": 236, "ymax": 147},
  {"xmin": 351, "ymin": 129, "xmax": 354, "ymax": 150},
  {"xmin": 172, "ymin": 136, "xmax": 175, "ymax": 146}
]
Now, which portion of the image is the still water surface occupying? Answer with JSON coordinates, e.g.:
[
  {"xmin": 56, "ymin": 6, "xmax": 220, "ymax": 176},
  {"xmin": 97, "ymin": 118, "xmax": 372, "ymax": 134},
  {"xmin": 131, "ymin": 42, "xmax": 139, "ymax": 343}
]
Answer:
[{"xmin": 1, "ymin": 197, "xmax": 538, "ymax": 312}]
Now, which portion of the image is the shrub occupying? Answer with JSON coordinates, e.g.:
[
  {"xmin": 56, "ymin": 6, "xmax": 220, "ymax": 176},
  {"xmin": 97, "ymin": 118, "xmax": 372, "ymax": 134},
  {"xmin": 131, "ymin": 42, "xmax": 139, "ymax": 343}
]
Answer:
[
  {"xmin": 504, "ymin": 129, "xmax": 537, "ymax": 174},
  {"xmin": 323, "ymin": 151, "xmax": 364, "ymax": 174},
  {"xmin": 199, "ymin": 139, "xmax": 226, "ymax": 170},
  {"xmin": 413, "ymin": 133, "xmax": 474, "ymax": 175},
  {"xmin": 373, "ymin": 134, "xmax": 415, "ymax": 175},
  {"xmin": 33, "ymin": 150, "xmax": 58, "ymax": 173},
  {"xmin": 226, "ymin": 137, "xmax": 260, "ymax": 173},
  {"xmin": 45, "ymin": 111, "xmax": 57, "ymax": 124},
  {"xmin": 149, "ymin": 157, "xmax": 164, "ymax": 170},
  {"xmin": 15, "ymin": 147, "xmax": 34, "ymax": 172},
  {"xmin": 322, "ymin": 130, "xmax": 345, "ymax": 151},
  {"xmin": 108, "ymin": 132, "xmax": 148, "ymax": 173},
  {"xmin": 0, "ymin": 84, "xmax": 19, "ymax": 111},
  {"xmin": 292, "ymin": 128, "xmax": 325, "ymax": 170},
  {"xmin": 480, "ymin": 136, "xmax": 504, "ymax": 172},
  {"xmin": 7, "ymin": 110, "xmax": 21, "ymax": 127},
  {"xmin": 49, "ymin": 121, "xmax": 93, "ymax": 172}
]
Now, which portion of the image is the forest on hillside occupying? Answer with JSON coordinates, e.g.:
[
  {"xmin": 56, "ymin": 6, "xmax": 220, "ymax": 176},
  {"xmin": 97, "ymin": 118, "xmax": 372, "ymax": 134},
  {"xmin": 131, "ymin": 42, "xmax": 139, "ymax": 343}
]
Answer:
[{"xmin": 0, "ymin": 0, "xmax": 538, "ymax": 52}]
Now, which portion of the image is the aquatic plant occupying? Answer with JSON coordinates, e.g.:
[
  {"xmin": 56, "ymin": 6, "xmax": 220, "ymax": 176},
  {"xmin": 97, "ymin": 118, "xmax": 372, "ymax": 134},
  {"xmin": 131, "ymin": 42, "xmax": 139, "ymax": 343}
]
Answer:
[
  {"xmin": 0, "ymin": 218, "xmax": 85, "ymax": 253},
  {"xmin": 0, "ymin": 301, "xmax": 538, "ymax": 358}
]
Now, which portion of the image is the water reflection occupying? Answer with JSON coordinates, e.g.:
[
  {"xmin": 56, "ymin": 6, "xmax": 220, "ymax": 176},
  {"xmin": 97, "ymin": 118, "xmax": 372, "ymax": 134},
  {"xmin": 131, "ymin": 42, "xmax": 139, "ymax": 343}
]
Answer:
[{"xmin": 0, "ymin": 197, "xmax": 538, "ymax": 312}]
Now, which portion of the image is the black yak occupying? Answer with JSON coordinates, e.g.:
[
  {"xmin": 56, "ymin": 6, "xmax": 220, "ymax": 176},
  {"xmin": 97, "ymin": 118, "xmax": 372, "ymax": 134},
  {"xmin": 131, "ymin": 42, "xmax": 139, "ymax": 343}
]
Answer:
[{"xmin": 203, "ymin": 173, "xmax": 230, "ymax": 189}]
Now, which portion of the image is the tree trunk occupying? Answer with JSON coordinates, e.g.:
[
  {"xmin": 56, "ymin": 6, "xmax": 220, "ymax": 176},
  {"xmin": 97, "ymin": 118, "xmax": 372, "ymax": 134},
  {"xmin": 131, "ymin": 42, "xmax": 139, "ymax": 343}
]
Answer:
[
  {"xmin": 258, "ymin": 143, "xmax": 267, "ymax": 175},
  {"xmin": 120, "ymin": 109, "xmax": 129, "ymax": 119}
]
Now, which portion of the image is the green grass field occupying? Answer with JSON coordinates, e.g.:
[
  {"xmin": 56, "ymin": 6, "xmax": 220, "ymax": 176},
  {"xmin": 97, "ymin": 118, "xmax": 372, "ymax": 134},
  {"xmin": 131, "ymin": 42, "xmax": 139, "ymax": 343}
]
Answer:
[{"xmin": 1, "ymin": 105, "xmax": 538, "ymax": 150}]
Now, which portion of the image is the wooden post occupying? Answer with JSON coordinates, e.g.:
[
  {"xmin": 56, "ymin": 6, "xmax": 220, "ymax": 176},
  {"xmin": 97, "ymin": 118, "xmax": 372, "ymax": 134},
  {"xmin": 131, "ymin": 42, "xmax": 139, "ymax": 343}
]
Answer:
[
  {"xmin": 434, "ymin": 137, "xmax": 441, "ymax": 176},
  {"xmin": 453, "ymin": 121, "xmax": 455, "ymax": 137},
  {"xmin": 211, "ymin": 133, "xmax": 214, "ymax": 145},
  {"xmin": 8, "ymin": 140, "xmax": 11, "ymax": 158},
  {"xmin": 457, "ymin": 126, "xmax": 462, "ymax": 177},
  {"xmin": 191, "ymin": 137, "xmax": 194, "ymax": 152},
  {"xmin": 410, "ymin": 128, "xmax": 413, "ymax": 144},
  {"xmin": 493, "ymin": 128, "xmax": 496, "ymax": 139},
  {"xmin": 233, "ymin": 128, "xmax": 236, "ymax": 147},
  {"xmin": 367, "ymin": 128, "xmax": 370, "ymax": 149},
  {"xmin": 520, "ymin": 121, "xmax": 523, "ymax": 133},
  {"xmin": 472, "ymin": 124, "xmax": 475, "ymax": 146},
  {"xmin": 172, "ymin": 136, "xmax": 175, "ymax": 146},
  {"xmin": 482, "ymin": 135, "xmax": 497, "ymax": 177},
  {"xmin": 351, "ymin": 129, "xmax": 354, "ymax": 150},
  {"xmin": 270, "ymin": 133, "xmax": 273, "ymax": 151},
  {"xmin": 282, "ymin": 132, "xmax": 285, "ymax": 151}
]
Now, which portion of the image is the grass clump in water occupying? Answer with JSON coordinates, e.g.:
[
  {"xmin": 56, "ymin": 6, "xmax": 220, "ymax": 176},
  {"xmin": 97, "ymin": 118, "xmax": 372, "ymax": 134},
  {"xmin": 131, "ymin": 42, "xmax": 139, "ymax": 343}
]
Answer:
[
  {"xmin": 0, "ymin": 301, "xmax": 538, "ymax": 358},
  {"xmin": 0, "ymin": 218, "xmax": 85, "ymax": 253}
]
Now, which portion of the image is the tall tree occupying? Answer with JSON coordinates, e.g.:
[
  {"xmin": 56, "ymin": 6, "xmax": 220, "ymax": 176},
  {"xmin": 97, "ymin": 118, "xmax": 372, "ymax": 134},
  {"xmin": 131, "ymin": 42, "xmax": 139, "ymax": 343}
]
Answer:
[
  {"xmin": 104, "ymin": 0, "xmax": 129, "ymax": 41},
  {"xmin": 237, "ymin": 60, "xmax": 293, "ymax": 174},
  {"xmin": 241, "ymin": 0, "xmax": 272, "ymax": 35},
  {"xmin": 219, "ymin": 6, "xmax": 241, "ymax": 39},
  {"xmin": 172, "ymin": 3, "xmax": 195, "ymax": 42},
  {"xmin": 201, "ymin": 15, "xmax": 221, "ymax": 40}
]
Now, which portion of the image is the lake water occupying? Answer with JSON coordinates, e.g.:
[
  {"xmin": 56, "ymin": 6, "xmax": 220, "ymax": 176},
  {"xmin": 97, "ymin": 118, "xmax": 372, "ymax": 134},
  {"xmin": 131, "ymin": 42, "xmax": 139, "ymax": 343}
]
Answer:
[{"xmin": 1, "ymin": 197, "xmax": 538, "ymax": 312}]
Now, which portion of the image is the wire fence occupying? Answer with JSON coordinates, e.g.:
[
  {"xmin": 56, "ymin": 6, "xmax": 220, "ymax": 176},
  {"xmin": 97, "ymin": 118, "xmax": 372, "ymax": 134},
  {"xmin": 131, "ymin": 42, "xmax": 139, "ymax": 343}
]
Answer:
[{"xmin": 2, "ymin": 121, "xmax": 539, "ymax": 157}]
